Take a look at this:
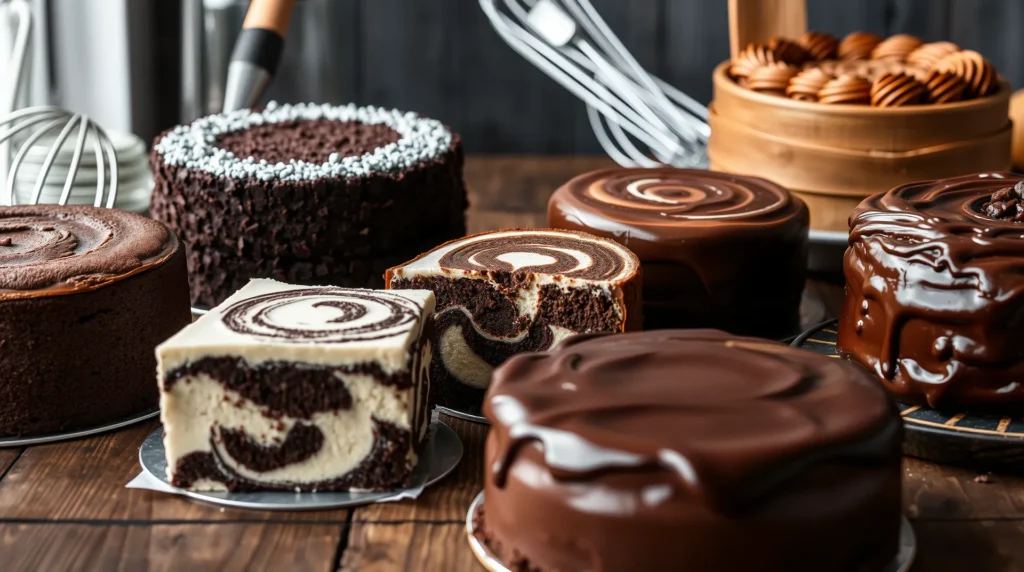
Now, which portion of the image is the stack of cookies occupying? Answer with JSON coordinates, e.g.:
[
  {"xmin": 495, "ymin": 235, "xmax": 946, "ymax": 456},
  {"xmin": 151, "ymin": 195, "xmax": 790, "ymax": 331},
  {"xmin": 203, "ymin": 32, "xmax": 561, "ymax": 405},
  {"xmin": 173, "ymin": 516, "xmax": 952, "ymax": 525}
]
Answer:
[{"xmin": 729, "ymin": 31, "xmax": 1000, "ymax": 107}]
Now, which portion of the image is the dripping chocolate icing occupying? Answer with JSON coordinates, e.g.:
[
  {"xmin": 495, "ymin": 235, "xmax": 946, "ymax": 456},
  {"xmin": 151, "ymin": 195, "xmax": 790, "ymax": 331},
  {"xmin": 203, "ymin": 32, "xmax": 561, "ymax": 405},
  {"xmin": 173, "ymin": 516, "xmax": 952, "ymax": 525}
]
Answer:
[
  {"xmin": 839, "ymin": 172, "xmax": 1024, "ymax": 411},
  {"xmin": 548, "ymin": 168, "xmax": 808, "ymax": 336},
  {"xmin": 480, "ymin": 330, "xmax": 901, "ymax": 572}
]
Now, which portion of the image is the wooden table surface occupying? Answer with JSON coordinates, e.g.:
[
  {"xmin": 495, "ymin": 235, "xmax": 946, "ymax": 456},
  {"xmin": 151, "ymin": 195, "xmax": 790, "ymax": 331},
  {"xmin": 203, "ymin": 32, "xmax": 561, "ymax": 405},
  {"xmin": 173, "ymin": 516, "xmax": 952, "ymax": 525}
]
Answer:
[{"xmin": 3, "ymin": 157, "xmax": 1023, "ymax": 572}]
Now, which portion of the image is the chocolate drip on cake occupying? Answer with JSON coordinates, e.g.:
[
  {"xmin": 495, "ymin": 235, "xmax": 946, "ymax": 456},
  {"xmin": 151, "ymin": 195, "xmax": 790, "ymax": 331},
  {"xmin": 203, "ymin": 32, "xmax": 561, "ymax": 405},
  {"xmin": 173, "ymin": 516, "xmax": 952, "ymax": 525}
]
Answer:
[
  {"xmin": 479, "ymin": 330, "xmax": 902, "ymax": 572},
  {"xmin": 0, "ymin": 206, "xmax": 191, "ymax": 437},
  {"xmin": 387, "ymin": 229, "xmax": 641, "ymax": 415},
  {"xmin": 150, "ymin": 103, "xmax": 467, "ymax": 308},
  {"xmin": 840, "ymin": 172, "xmax": 1024, "ymax": 412},
  {"xmin": 548, "ymin": 168, "xmax": 808, "ymax": 335}
]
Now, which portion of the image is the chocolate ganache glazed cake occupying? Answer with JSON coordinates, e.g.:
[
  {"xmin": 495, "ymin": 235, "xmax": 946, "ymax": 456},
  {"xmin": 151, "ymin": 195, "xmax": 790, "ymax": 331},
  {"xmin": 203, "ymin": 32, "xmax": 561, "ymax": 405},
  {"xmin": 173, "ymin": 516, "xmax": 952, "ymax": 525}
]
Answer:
[
  {"xmin": 0, "ymin": 205, "xmax": 190, "ymax": 437},
  {"xmin": 151, "ymin": 102, "xmax": 467, "ymax": 308},
  {"xmin": 386, "ymin": 229, "xmax": 641, "ymax": 415},
  {"xmin": 478, "ymin": 330, "xmax": 902, "ymax": 572},
  {"xmin": 157, "ymin": 279, "xmax": 434, "ymax": 491},
  {"xmin": 840, "ymin": 172, "xmax": 1024, "ymax": 412},
  {"xmin": 549, "ymin": 168, "xmax": 808, "ymax": 336}
]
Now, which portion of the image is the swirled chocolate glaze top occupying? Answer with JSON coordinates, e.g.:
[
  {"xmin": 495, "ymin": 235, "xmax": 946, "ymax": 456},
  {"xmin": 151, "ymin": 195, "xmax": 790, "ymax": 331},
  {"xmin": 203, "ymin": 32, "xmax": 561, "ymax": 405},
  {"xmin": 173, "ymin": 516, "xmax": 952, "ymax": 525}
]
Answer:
[
  {"xmin": 0, "ymin": 205, "xmax": 178, "ymax": 300},
  {"xmin": 548, "ymin": 168, "xmax": 806, "ymax": 241},
  {"xmin": 158, "ymin": 279, "xmax": 435, "ymax": 374},
  {"xmin": 388, "ymin": 229, "xmax": 640, "ymax": 285},
  {"xmin": 486, "ymin": 330, "xmax": 900, "ymax": 512},
  {"xmin": 839, "ymin": 173, "xmax": 1024, "ymax": 402}
]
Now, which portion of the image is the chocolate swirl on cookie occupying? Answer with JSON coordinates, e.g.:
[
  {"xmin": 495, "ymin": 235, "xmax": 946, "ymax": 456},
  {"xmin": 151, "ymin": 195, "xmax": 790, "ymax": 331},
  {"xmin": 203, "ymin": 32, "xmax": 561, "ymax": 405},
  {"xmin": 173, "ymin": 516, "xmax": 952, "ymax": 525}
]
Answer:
[
  {"xmin": 0, "ymin": 205, "xmax": 177, "ymax": 299},
  {"xmin": 221, "ymin": 287, "xmax": 425, "ymax": 343},
  {"xmin": 487, "ymin": 330, "xmax": 899, "ymax": 510}
]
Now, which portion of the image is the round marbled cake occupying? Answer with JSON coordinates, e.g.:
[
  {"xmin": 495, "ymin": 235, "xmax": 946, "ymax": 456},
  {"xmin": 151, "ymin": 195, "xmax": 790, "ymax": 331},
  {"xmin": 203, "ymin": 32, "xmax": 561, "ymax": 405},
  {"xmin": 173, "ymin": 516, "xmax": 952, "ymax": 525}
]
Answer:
[
  {"xmin": 548, "ymin": 168, "xmax": 809, "ymax": 336},
  {"xmin": 386, "ymin": 228, "xmax": 641, "ymax": 415},
  {"xmin": 478, "ymin": 330, "xmax": 902, "ymax": 572},
  {"xmin": 840, "ymin": 172, "xmax": 1024, "ymax": 412},
  {"xmin": 0, "ymin": 205, "xmax": 191, "ymax": 436},
  {"xmin": 150, "ymin": 102, "xmax": 467, "ymax": 308}
]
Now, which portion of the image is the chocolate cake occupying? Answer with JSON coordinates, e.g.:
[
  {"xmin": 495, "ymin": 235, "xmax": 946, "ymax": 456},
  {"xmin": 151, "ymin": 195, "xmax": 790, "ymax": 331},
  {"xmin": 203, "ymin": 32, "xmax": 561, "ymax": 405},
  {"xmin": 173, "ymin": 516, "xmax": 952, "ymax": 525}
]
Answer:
[
  {"xmin": 478, "ymin": 330, "xmax": 902, "ymax": 572},
  {"xmin": 157, "ymin": 279, "xmax": 435, "ymax": 491},
  {"xmin": 385, "ymin": 229, "xmax": 641, "ymax": 415},
  {"xmin": 0, "ymin": 205, "xmax": 190, "ymax": 437},
  {"xmin": 150, "ymin": 102, "xmax": 467, "ymax": 308},
  {"xmin": 548, "ymin": 168, "xmax": 808, "ymax": 335},
  {"xmin": 840, "ymin": 172, "xmax": 1024, "ymax": 412}
]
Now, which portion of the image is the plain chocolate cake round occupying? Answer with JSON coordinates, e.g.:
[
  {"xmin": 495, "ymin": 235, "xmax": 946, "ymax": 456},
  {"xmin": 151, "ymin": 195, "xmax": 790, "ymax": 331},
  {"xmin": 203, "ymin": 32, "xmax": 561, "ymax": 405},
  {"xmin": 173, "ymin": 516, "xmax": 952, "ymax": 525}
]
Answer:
[
  {"xmin": 0, "ymin": 205, "xmax": 191, "ymax": 437},
  {"xmin": 839, "ymin": 172, "xmax": 1024, "ymax": 412},
  {"xmin": 150, "ymin": 102, "xmax": 467, "ymax": 308},
  {"xmin": 477, "ymin": 330, "xmax": 902, "ymax": 572},
  {"xmin": 548, "ymin": 168, "xmax": 808, "ymax": 336}
]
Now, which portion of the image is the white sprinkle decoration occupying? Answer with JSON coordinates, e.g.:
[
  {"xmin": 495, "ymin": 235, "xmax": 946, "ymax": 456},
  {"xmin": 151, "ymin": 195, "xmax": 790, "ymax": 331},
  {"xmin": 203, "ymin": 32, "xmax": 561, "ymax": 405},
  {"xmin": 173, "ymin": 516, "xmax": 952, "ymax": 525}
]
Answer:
[{"xmin": 153, "ymin": 102, "xmax": 453, "ymax": 182}]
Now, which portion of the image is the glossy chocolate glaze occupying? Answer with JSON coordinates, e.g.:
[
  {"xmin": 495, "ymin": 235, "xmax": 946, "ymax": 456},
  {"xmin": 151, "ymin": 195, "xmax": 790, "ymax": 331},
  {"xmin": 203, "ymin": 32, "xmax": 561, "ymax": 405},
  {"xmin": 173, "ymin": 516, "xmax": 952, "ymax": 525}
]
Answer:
[
  {"xmin": 548, "ymin": 168, "xmax": 808, "ymax": 336},
  {"xmin": 839, "ymin": 172, "xmax": 1024, "ymax": 411},
  {"xmin": 0, "ymin": 205, "xmax": 178, "ymax": 299},
  {"xmin": 481, "ymin": 330, "xmax": 902, "ymax": 572}
]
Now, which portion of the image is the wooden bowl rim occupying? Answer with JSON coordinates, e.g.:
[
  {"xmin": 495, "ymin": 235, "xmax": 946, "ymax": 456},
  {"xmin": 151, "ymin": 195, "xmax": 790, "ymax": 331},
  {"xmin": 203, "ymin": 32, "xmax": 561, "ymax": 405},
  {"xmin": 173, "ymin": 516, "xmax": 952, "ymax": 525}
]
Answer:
[{"xmin": 712, "ymin": 62, "xmax": 1011, "ymax": 117}]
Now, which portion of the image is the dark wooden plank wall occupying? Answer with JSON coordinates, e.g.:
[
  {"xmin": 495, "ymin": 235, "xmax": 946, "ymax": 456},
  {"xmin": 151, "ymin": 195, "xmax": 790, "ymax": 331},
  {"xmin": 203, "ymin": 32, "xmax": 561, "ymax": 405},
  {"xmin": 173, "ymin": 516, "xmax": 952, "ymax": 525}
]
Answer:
[{"xmin": 255, "ymin": 0, "xmax": 1022, "ymax": 154}]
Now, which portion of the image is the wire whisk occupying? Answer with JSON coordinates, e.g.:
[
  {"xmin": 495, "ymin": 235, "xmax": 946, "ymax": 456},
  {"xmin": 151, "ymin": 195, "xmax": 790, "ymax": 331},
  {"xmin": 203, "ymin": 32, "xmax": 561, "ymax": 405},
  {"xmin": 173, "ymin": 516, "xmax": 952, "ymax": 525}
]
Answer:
[
  {"xmin": 480, "ymin": 0, "xmax": 710, "ymax": 168},
  {"xmin": 0, "ymin": 0, "xmax": 118, "ymax": 207}
]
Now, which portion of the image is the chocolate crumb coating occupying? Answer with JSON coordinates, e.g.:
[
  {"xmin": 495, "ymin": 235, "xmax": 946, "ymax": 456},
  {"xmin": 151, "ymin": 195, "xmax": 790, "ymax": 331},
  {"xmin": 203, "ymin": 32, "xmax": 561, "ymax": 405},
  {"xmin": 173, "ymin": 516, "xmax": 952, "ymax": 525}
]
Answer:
[
  {"xmin": 480, "ymin": 330, "xmax": 901, "ymax": 572},
  {"xmin": 548, "ymin": 168, "xmax": 808, "ymax": 336},
  {"xmin": 151, "ymin": 106, "xmax": 467, "ymax": 308},
  {"xmin": 840, "ymin": 173, "xmax": 1024, "ymax": 412},
  {"xmin": 0, "ymin": 205, "xmax": 191, "ymax": 437}
]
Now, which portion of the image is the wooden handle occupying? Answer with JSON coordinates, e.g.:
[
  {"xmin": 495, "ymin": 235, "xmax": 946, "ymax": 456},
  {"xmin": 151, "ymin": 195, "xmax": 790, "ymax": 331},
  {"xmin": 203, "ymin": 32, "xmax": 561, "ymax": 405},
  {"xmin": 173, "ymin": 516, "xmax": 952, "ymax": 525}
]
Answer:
[
  {"xmin": 728, "ymin": 0, "xmax": 807, "ymax": 58},
  {"xmin": 242, "ymin": 0, "xmax": 297, "ymax": 36}
]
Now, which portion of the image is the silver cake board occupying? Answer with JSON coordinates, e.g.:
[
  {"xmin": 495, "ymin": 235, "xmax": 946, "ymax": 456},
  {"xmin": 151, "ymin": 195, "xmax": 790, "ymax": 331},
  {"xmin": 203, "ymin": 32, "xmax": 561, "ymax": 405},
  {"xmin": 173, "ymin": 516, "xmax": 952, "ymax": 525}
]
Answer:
[
  {"xmin": 137, "ymin": 421, "xmax": 463, "ymax": 510},
  {"xmin": 0, "ymin": 408, "xmax": 159, "ymax": 448},
  {"xmin": 793, "ymin": 320, "xmax": 1024, "ymax": 469},
  {"xmin": 439, "ymin": 288, "xmax": 829, "ymax": 426},
  {"xmin": 465, "ymin": 491, "xmax": 915, "ymax": 572}
]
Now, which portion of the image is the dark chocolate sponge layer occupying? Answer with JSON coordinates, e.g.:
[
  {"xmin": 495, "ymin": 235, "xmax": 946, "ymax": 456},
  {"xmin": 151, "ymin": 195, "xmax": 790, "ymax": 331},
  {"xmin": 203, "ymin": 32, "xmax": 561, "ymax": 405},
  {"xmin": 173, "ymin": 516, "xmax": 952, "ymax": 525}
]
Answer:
[
  {"xmin": 0, "ymin": 244, "xmax": 191, "ymax": 437},
  {"xmin": 151, "ymin": 117, "xmax": 467, "ymax": 308}
]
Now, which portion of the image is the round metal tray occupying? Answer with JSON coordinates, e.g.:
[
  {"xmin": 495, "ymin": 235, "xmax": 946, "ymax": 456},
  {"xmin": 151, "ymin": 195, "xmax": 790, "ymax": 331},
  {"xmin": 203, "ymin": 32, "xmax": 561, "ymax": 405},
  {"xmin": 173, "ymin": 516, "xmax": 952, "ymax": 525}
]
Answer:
[
  {"xmin": 794, "ymin": 320, "xmax": 1024, "ymax": 468},
  {"xmin": 139, "ymin": 421, "xmax": 463, "ymax": 510},
  {"xmin": 0, "ymin": 407, "xmax": 159, "ymax": 448}
]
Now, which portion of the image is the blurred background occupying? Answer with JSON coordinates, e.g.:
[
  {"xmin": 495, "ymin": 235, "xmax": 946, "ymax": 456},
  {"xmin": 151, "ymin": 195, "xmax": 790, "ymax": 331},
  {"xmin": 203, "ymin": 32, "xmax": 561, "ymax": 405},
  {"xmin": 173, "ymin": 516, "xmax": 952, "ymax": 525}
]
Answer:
[{"xmin": 5, "ymin": 0, "xmax": 1023, "ymax": 153}]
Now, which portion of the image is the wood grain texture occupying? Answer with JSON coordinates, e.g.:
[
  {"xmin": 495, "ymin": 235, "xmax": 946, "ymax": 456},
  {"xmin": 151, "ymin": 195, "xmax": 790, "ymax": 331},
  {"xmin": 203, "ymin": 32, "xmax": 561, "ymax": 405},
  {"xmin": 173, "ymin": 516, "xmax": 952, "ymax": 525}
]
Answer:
[
  {"xmin": 339, "ymin": 522, "xmax": 485, "ymax": 572},
  {"xmin": 0, "ymin": 523, "xmax": 343, "ymax": 572},
  {"xmin": 352, "ymin": 417, "xmax": 485, "ymax": 524},
  {"xmin": 911, "ymin": 521, "xmax": 1024, "ymax": 572},
  {"xmin": 904, "ymin": 457, "xmax": 1024, "ymax": 521},
  {"xmin": 0, "ymin": 448, "xmax": 22, "ymax": 478},
  {"xmin": 0, "ymin": 422, "xmax": 349, "ymax": 523}
]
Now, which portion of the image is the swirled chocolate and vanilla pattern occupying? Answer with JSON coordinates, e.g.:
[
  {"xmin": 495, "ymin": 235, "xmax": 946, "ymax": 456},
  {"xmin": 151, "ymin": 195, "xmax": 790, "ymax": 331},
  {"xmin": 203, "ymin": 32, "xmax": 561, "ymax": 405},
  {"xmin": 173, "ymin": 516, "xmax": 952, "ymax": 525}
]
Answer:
[
  {"xmin": 839, "ymin": 172, "xmax": 1024, "ymax": 412},
  {"xmin": 479, "ymin": 330, "xmax": 902, "ymax": 572},
  {"xmin": 0, "ymin": 205, "xmax": 178, "ymax": 300},
  {"xmin": 386, "ymin": 229, "xmax": 641, "ymax": 416},
  {"xmin": 549, "ymin": 168, "xmax": 808, "ymax": 335},
  {"xmin": 157, "ymin": 279, "xmax": 435, "ymax": 491}
]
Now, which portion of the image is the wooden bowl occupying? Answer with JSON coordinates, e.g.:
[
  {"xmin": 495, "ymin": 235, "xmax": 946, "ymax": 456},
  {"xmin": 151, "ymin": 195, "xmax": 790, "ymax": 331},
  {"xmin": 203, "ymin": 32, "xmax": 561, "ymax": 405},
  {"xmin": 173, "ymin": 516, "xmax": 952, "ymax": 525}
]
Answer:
[{"xmin": 708, "ymin": 62, "xmax": 1013, "ymax": 232}]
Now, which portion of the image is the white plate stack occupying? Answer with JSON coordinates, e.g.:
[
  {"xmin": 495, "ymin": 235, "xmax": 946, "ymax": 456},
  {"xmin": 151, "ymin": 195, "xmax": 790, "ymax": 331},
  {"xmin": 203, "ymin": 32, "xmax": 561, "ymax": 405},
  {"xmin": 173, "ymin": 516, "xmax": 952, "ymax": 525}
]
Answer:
[{"xmin": 9, "ymin": 128, "xmax": 152, "ymax": 213}]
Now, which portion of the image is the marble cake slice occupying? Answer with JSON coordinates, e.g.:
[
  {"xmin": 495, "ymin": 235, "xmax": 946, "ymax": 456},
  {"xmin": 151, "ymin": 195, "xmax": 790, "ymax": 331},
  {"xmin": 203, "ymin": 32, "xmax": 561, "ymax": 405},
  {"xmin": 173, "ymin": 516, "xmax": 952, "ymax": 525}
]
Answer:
[
  {"xmin": 385, "ymin": 228, "xmax": 641, "ymax": 415},
  {"xmin": 156, "ymin": 279, "xmax": 435, "ymax": 492}
]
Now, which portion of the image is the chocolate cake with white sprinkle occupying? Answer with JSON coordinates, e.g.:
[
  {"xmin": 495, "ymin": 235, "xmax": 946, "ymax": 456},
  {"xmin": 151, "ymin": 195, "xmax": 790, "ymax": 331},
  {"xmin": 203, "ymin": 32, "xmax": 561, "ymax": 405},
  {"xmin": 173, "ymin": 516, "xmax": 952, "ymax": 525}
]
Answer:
[{"xmin": 150, "ymin": 102, "xmax": 467, "ymax": 308}]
